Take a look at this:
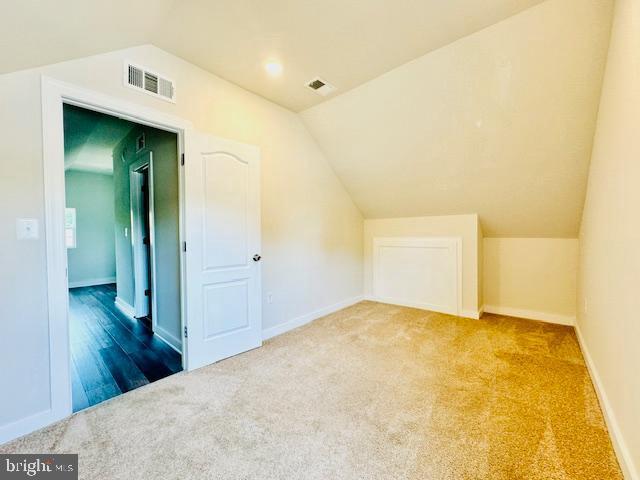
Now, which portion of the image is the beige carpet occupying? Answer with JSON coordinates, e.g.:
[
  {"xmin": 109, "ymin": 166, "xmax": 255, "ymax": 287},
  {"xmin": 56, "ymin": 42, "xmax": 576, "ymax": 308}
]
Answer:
[{"xmin": 2, "ymin": 301, "xmax": 622, "ymax": 479}]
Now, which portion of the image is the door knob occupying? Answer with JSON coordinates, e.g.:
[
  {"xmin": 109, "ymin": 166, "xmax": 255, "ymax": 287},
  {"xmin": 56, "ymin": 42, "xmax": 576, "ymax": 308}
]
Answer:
[{"xmin": 253, "ymin": 254, "xmax": 261, "ymax": 262}]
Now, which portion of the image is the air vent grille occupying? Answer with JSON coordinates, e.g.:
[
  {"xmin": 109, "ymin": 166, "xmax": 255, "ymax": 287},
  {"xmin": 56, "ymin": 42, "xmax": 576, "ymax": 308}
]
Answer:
[
  {"xmin": 308, "ymin": 79, "xmax": 326, "ymax": 90},
  {"xmin": 128, "ymin": 65, "xmax": 143, "ymax": 89},
  {"xmin": 124, "ymin": 62, "xmax": 175, "ymax": 103},
  {"xmin": 159, "ymin": 77, "xmax": 174, "ymax": 99},
  {"xmin": 306, "ymin": 77, "xmax": 336, "ymax": 97},
  {"xmin": 144, "ymin": 72, "xmax": 158, "ymax": 94}
]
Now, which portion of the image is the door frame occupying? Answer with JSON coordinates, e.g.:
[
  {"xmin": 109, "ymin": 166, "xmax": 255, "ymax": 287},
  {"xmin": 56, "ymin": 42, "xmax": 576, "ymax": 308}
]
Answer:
[
  {"xmin": 129, "ymin": 154, "xmax": 156, "ymax": 322},
  {"xmin": 41, "ymin": 76, "xmax": 193, "ymax": 429}
]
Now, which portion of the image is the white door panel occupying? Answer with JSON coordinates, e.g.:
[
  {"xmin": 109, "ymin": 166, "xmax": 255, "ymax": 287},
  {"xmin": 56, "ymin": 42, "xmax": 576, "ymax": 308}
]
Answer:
[
  {"xmin": 203, "ymin": 152, "xmax": 249, "ymax": 269},
  {"xmin": 373, "ymin": 237, "xmax": 461, "ymax": 315},
  {"xmin": 184, "ymin": 131, "xmax": 261, "ymax": 370}
]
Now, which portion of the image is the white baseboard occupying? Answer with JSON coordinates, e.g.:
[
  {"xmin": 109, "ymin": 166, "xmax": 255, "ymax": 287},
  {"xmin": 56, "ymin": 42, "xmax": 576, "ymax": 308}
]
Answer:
[
  {"xmin": 154, "ymin": 325, "xmax": 182, "ymax": 354},
  {"xmin": 575, "ymin": 323, "xmax": 638, "ymax": 480},
  {"xmin": 366, "ymin": 295, "xmax": 481, "ymax": 320},
  {"xmin": 262, "ymin": 295, "xmax": 364, "ymax": 341},
  {"xmin": 0, "ymin": 408, "xmax": 59, "ymax": 445},
  {"xmin": 68, "ymin": 276, "xmax": 116, "ymax": 288},
  {"xmin": 483, "ymin": 305, "xmax": 575, "ymax": 326},
  {"xmin": 364, "ymin": 294, "xmax": 461, "ymax": 316},
  {"xmin": 460, "ymin": 309, "xmax": 482, "ymax": 320},
  {"xmin": 114, "ymin": 296, "xmax": 135, "ymax": 318}
]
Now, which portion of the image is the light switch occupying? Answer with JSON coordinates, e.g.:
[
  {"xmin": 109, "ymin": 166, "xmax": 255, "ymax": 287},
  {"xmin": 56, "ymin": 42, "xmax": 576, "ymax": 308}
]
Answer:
[{"xmin": 17, "ymin": 218, "xmax": 39, "ymax": 240}]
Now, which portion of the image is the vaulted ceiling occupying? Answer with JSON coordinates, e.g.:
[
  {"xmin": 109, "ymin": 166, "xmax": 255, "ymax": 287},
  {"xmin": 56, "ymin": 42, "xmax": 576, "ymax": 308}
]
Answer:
[
  {"xmin": 2, "ymin": 0, "xmax": 547, "ymax": 111},
  {"xmin": 2, "ymin": 0, "xmax": 614, "ymax": 235},
  {"xmin": 151, "ymin": 0, "xmax": 549, "ymax": 111},
  {"xmin": 64, "ymin": 105, "xmax": 135, "ymax": 174},
  {"xmin": 301, "ymin": 0, "xmax": 613, "ymax": 236}
]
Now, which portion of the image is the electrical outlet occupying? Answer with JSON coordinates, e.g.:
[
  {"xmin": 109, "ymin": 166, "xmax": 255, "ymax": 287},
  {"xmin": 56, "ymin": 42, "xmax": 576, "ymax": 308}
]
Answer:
[{"xmin": 267, "ymin": 293, "xmax": 273, "ymax": 304}]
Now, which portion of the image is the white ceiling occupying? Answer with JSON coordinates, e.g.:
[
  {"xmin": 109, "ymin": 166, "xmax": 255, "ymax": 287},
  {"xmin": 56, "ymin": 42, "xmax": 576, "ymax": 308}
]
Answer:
[
  {"xmin": 64, "ymin": 105, "xmax": 135, "ymax": 174},
  {"xmin": 3, "ymin": 0, "xmax": 615, "ymax": 235},
  {"xmin": 301, "ymin": 0, "xmax": 614, "ymax": 236},
  {"xmin": 0, "ymin": 0, "xmax": 174, "ymax": 76},
  {"xmin": 1, "ymin": 0, "xmax": 547, "ymax": 111},
  {"xmin": 152, "ymin": 0, "xmax": 548, "ymax": 111}
]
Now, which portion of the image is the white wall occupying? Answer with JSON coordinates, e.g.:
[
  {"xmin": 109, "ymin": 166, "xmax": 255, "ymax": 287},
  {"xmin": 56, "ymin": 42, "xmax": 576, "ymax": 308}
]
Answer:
[
  {"xmin": 113, "ymin": 125, "xmax": 182, "ymax": 350},
  {"xmin": 576, "ymin": 0, "xmax": 640, "ymax": 476},
  {"xmin": 301, "ymin": 0, "xmax": 613, "ymax": 237},
  {"xmin": 64, "ymin": 170, "xmax": 116, "ymax": 287},
  {"xmin": 364, "ymin": 214, "xmax": 480, "ymax": 317},
  {"xmin": 0, "ymin": 45, "xmax": 363, "ymax": 437},
  {"xmin": 483, "ymin": 238, "xmax": 578, "ymax": 325}
]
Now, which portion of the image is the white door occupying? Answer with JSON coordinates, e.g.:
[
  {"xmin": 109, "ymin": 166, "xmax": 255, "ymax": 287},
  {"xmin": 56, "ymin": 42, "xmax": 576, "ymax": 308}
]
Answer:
[
  {"xmin": 373, "ymin": 237, "xmax": 461, "ymax": 315},
  {"xmin": 184, "ymin": 131, "xmax": 262, "ymax": 370}
]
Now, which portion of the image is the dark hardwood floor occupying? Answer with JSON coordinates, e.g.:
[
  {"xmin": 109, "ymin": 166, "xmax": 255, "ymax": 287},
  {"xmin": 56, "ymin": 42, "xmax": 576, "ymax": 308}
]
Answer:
[{"xmin": 69, "ymin": 284, "xmax": 182, "ymax": 412}]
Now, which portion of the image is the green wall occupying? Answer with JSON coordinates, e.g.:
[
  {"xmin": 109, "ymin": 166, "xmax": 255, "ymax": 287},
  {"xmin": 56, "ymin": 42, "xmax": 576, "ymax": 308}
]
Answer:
[
  {"xmin": 113, "ymin": 126, "xmax": 181, "ymax": 351},
  {"xmin": 65, "ymin": 170, "xmax": 116, "ymax": 287}
]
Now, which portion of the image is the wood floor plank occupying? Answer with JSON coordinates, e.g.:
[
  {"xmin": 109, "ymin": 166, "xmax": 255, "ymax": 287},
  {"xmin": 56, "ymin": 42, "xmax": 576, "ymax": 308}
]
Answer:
[
  {"xmin": 88, "ymin": 288, "xmax": 182, "ymax": 370},
  {"xmin": 127, "ymin": 347, "xmax": 175, "ymax": 383},
  {"xmin": 84, "ymin": 383, "xmax": 121, "ymax": 407},
  {"xmin": 99, "ymin": 345, "xmax": 149, "ymax": 392},
  {"xmin": 72, "ymin": 340, "xmax": 119, "ymax": 394},
  {"xmin": 70, "ymin": 358, "xmax": 90, "ymax": 413},
  {"xmin": 69, "ymin": 284, "xmax": 182, "ymax": 411}
]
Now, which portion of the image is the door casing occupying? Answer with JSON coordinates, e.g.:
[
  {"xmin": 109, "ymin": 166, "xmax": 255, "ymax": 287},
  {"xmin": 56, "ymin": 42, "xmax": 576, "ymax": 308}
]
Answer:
[
  {"xmin": 26, "ymin": 76, "xmax": 193, "ymax": 445},
  {"xmin": 129, "ymin": 153, "xmax": 156, "ymax": 322}
]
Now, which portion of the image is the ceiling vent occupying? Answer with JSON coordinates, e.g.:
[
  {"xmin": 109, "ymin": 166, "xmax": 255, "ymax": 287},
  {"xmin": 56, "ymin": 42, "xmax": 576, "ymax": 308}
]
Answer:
[
  {"xmin": 306, "ymin": 77, "xmax": 336, "ymax": 96},
  {"xmin": 124, "ymin": 62, "xmax": 175, "ymax": 103}
]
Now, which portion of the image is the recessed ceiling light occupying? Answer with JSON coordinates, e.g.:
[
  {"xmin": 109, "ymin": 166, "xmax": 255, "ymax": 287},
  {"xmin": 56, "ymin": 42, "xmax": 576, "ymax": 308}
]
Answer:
[{"xmin": 265, "ymin": 61, "xmax": 283, "ymax": 77}]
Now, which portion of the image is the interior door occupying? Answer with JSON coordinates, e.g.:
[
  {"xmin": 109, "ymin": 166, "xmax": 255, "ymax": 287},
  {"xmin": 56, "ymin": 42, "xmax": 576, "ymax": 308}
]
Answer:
[{"xmin": 184, "ymin": 131, "xmax": 262, "ymax": 370}]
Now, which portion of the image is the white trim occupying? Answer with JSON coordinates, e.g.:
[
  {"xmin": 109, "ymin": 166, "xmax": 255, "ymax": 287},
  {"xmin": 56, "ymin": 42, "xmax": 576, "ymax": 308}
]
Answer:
[
  {"xmin": 575, "ymin": 323, "xmax": 638, "ymax": 480},
  {"xmin": 114, "ymin": 296, "xmax": 136, "ymax": 318},
  {"xmin": 28, "ymin": 76, "xmax": 192, "ymax": 446},
  {"xmin": 483, "ymin": 305, "xmax": 575, "ymax": 326},
  {"xmin": 364, "ymin": 295, "xmax": 483, "ymax": 320},
  {"xmin": 262, "ymin": 295, "xmax": 364, "ymax": 341},
  {"xmin": 0, "ymin": 409, "xmax": 60, "ymax": 445},
  {"xmin": 68, "ymin": 276, "xmax": 116, "ymax": 288},
  {"xmin": 155, "ymin": 326, "xmax": 182, "ymax": 354},
  {"xmin": 129, "ymin": 153, "xmax": 157, "ymax": 322},
  {"xmin": 460, "ymin": 309, "xmax": 482, "ymax": 320}
]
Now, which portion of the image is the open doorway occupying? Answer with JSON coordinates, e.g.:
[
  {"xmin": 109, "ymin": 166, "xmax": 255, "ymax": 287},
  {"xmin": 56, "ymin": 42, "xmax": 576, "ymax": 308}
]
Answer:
[{"xmin": 63, "ymin": 104, "xmax": 183, "ymax": 412}]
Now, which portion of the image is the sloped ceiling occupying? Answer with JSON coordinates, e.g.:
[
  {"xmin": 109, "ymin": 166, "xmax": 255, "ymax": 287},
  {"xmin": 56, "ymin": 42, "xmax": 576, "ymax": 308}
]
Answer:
[
  {"xmin": 301, "ymin": 0, "xmax": 614, "ymax": 237},
  {"xmin": 0, "ymin": 0, "xmax": 175, "ymax": 74},
  {"xmin": 64, "ymin": 105, "xmax": 135, "ymax": 174},
  {"xmin": 1, "ymin": 0, "xmax": 547, "ymax": 111},
  {"xmin": 151, "ymin": 0, "xmax": 548, "ymax": 111},
  {"xmin": 2, "ymin": 0, "xmax": 614, "ymax": 236}
]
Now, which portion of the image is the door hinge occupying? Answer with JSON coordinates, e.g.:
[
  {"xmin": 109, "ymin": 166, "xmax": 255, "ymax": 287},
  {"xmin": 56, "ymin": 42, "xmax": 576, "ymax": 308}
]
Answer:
[
  {"xmin": 144, "ymin": 289, "xmax": 150, "ymax": 296},
  {"xmin": 181, "ymin": 153, "xmax": 185, "ymax": 166},
  {"xmin": 182, "ymin": 241, "xmax": 187, "ymax": 252},
  {"xmin": 183, "ymin": 326, "xmax": 188, "ymax": 338}
]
